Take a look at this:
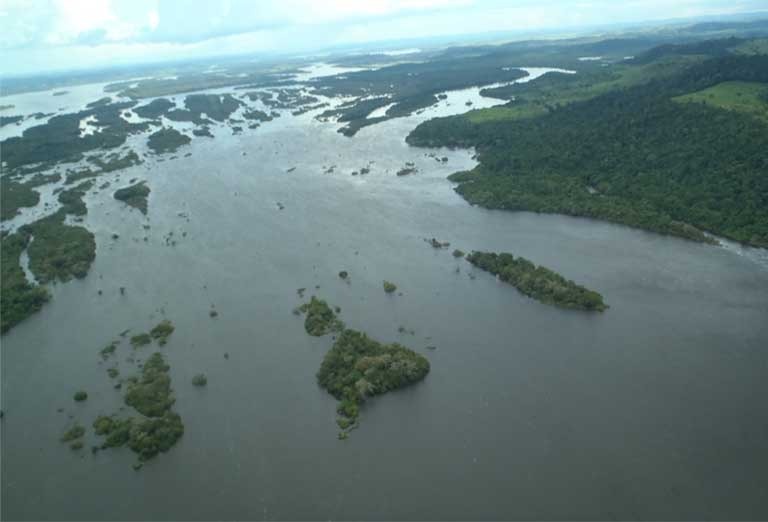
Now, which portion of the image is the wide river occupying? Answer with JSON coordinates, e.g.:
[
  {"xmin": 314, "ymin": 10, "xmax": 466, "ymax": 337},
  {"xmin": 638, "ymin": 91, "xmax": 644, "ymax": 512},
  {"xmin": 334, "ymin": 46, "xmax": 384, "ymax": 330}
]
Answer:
[{"xmin": 2, "ymin": 70, "xmax": 768, "ymax": 520}]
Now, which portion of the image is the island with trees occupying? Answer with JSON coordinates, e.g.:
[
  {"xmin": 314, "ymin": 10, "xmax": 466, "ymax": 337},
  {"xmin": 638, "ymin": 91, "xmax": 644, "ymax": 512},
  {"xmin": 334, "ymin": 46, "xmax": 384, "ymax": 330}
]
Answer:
[
  {"xmin": 317, "ymin": 329, "xmax": 430, "ymax": 438},
  {"xmin": 113, "ymin": 181, "xmax": 151, "ymax": 214},
  {"xmin": 467, "ymin": 251, "xmax": 608, "ymax": 312}
]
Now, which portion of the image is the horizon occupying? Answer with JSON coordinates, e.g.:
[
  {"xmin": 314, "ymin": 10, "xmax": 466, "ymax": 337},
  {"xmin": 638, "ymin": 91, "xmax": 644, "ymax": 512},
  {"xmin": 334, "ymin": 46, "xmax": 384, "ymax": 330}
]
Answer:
[{"xmin": 2, "ymin": 0, "xmax": 767, "ymax": 77}]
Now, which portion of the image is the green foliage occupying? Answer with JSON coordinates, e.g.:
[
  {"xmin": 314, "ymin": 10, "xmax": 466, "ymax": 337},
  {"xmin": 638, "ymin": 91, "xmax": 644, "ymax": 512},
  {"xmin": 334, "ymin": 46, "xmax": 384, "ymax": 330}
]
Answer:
[
  {"xmin": 57, "ymin": 181, "xmax": 93, "ymax": 216},
  {"xmin": 19, "ymin": 213, "xmax": 96, "ymax": 283},
  {"xmin": 93, "ymin": 413, "xmax": 184, "ymax": 462},
  {"xmin": 73, "ymin": 391, "xmax": 88, "ymax": 401},
  {"xmin": 147, "ymin": 127, "xmax": 190, "ymax": 154},
  {"xmin": 298, "ymin": 296, "xmax": 345, "ymax": 336},
  {"xmin": 313, "ymin": 56, "xmax": 529, "ymax": 135},
  {"xmin": 191, "ymin": 374, "xmax": 207, "ymax": 387},
  {"xmin": 126, "ymin": 413, "xmax": 185, "ymax": 461},
  {"xmin": 87, "ymin": 150, "xmax": 143, "ymax": 174},
  {"xmin": 0, "ymin": 233, "xmax": 49, "ymax": 334},
  {"xmin": 408, "ymin": 53, "xmax": 768, "ymax": 247},
  {"xmin": 92, "ymin": 350, "xmax": 184, "ymax": 465},
  {"xmin": 130, "ymin": 333, "xmax": 151, "ymax": 347},
  {"xmin": 150, "ymin": 319, "xmax": 175, "ymax": 345},
  {"xmin": 100, "ymin": 341, "xmax": 118, "ymax": 359},
  {"xmin": 0, "ymin": 100, "xmax": 149, "ymax": 171},
  {"xmin": 61, "ymin": 423, "xmax": 85, "ymax": 442},
  {"xmin": 383, "ymin": 281, "xmax": 397, "ymax": 293},
  {"xmin": 452, "ymin": 249, "xmax": 465, "ymax": 258},
  {"xmin": 317, "ymin": 329, "xmax": 430, "ymax": 435},
  {"xmin": 0, "ymin": 115, "xmax": 23, "ymax": 127},
  {"xmin": 0, "ymin": 177, "xmax": 40, "ymax": 221},
  {"xmin": 124, "ymin": 352, "xmax": 175, "ymax": 417},
  {"xmin": 113, "ymin": 181, "xmax": 150, "ymax": 214},
  {"xmin": 467, "ymin": 251, "xmax": 608, "ymax": 312},
  {"xmin": 674, "ymin": 80, "xmax": 768, "ymax": 123},
  {"xmin": 133, "ymin": 98, "xmax": 174, "ymax": 118}
]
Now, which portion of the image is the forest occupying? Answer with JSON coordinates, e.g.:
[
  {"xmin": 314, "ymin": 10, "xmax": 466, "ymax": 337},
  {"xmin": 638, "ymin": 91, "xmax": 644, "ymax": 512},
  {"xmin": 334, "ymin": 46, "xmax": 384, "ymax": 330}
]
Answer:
[
  {"xmin": 407, "ymin": 50, "xmax": 768, "ymax": 247},
  {"xmin": 467, "ymin": 251, "xmax": 607, "ymax": 312}
]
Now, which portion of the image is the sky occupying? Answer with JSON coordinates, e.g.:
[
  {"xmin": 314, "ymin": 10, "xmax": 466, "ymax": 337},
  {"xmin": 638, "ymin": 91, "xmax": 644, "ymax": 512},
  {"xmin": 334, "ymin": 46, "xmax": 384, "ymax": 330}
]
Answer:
[{"xmin": 1, "ymin": 0, "xmax": 766, "ymax": 76}]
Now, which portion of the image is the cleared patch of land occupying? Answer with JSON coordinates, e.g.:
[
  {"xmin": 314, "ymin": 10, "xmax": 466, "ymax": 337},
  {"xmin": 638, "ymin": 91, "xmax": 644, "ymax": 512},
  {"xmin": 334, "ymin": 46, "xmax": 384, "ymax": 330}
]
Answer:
[{"xmin": 673, "ymin": 80, "xmax": 768, "ymax": 123}]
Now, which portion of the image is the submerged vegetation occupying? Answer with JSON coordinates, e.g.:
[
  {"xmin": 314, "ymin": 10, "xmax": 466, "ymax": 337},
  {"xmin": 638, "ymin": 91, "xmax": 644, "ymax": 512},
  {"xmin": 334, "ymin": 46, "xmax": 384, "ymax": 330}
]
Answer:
[
  {"xmin": 317, "ymin": 329, "xmax": 430, "ymax": 437},
  {"xmin": 298, "ymin": 297, "xmax": 345, "ymax": 336},
  {"xmin": 467, "ymin": 251, "xmax": 608, "ymax": 312},
  {"xmin": 150, "ymin": 320, "xmax": 175, "ymax": 345},
  {"xmin": 61, "ymin": 423, "xmax": 85, "ymax": 442},
  {"xmin": 130, "ymin": 333, "xmax": 151, "ymax": 347},
  {"xmin": 114, "ymin": 182, "xmax": 150, "ymax": 215}
]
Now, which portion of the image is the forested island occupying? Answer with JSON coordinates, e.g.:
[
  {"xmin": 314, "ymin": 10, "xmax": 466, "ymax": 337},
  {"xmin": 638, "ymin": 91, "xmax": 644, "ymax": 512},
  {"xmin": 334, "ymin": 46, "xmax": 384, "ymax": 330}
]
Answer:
[
  {"xmin": 467, "ymin": 251, "xmax": 608, "ymax": 312},
  {"xmin": 317, "ymin": 329, "xmax": 430, "ymax": 438},
  {"xmin": 94, "ymin": 351, "xmax": 184, "ymax": 467},
  {"xmin": 114, "ymin": 182, "xmax": 151, "ymax": 214}
]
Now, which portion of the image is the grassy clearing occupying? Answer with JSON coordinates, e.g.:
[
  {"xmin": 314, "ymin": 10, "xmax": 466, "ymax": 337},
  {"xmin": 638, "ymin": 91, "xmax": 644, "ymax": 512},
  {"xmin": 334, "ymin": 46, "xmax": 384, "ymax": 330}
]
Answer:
[
  {"xmin": 469, "ymin": 56, "xmax": 706, "ymax": 124},
  {"xmin": 673, "ymin": 81, "xmax": 768, "ymax": 123}
]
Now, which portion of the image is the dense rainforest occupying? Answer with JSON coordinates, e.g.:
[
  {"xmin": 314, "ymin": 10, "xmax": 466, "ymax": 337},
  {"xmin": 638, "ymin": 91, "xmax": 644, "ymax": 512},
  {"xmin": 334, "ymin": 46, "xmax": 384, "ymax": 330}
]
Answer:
[{"xmin": 407, "ymin": 49, "xmax": 768, "ymax": 247}]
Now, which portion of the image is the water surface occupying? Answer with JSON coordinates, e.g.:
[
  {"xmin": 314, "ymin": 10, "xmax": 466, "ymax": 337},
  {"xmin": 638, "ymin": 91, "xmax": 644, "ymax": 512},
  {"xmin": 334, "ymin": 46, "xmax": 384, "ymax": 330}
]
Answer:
[{"xmin": 1, "ymin": 73, "xmax": 767, "ymax": 521}]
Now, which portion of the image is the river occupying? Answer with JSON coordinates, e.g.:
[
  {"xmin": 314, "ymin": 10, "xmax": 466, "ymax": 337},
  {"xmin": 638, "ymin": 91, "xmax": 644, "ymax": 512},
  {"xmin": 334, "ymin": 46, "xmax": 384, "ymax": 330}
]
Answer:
[{"xmin": 1, "ymin": 68, "xmax": 767, "ymax": 520}]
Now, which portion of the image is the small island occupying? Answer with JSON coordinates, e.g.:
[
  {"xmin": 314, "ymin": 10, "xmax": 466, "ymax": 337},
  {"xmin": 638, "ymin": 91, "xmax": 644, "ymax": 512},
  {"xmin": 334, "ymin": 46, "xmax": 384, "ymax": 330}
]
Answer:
[
  {"xmin": 467, "ymin": 251, "xmax": 608, "ymax": 312},
  {"xmin": 317, "ymin": 329, "xmax": 430, "ymax": 438},
  {"xmin": 147, "ymin": 127, "xmax": 191, "ymax": 154},
  {"xmin": 113, "ymin": 182, "xmax": 150, "ymax": 215},
  {"xmin": 297, "ymin": 296, "xmax": 345, "ymax": 336},
  {"xmin": 94, "ymin": 352, "xmax": 184, "ymax": 466}
]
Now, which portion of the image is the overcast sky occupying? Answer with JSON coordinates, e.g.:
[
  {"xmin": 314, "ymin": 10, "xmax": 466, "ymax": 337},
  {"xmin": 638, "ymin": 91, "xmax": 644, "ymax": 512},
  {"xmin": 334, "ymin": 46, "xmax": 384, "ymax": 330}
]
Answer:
[{"xmin": 1, "ymin": 0, "xmax": 766, "ymax": 76}]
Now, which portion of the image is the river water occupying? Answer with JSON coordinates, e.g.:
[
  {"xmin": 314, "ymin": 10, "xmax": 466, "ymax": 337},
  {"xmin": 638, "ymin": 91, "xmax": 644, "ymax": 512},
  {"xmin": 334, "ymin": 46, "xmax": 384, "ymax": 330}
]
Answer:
[{"xmin": 1, "ymin": 69, "xmax": 768, "ymax": 520}]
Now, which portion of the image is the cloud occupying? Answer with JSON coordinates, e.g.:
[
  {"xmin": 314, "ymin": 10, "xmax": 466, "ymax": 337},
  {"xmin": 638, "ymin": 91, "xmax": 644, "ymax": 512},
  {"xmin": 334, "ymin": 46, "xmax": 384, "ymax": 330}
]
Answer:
[{"xmin": 1, "ymin": 0, "xmax": 766, "ymax": 75}]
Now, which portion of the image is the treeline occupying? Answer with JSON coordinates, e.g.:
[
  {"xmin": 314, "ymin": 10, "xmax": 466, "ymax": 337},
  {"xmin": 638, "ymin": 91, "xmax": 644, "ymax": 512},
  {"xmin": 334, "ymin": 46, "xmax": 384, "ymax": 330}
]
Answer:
[
  {"xmin": 467, "ymin": 251, "xmax": 608, "ymax": 312},
  {"xmin": 408, "ymin": 52, "xmax": 768, "ymax": 247}
]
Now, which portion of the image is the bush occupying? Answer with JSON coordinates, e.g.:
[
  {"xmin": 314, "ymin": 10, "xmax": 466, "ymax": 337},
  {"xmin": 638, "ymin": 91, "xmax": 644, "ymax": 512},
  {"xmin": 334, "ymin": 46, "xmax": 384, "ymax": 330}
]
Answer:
[
  {"xmin": 61, "ymin": 423, "xmax": 85, "ymax": 442},
  {"xmin": 192, "ymin": 374, "xmax": 207, "ymax": 387},
  {"xmin": 383, "ymin": 281, "xmax": 397, "ymax": 293},
  {"xmin": 130, "ymin": 333, "xmax": 151, "ymax": 347},
  {"xmin": 124, "ymin": 352, "xmax": 174, "ymax": 417},
  {"xmin": 298, "ymin": 296, "xmax": 344, "ymax": 336},
  {"xmin": 73, "ymin": 391, "xmax": 88, "ymax": 402},
  {"xmin": 150, "ymin": 320, "xmax": 175, "ymax": 345}
]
